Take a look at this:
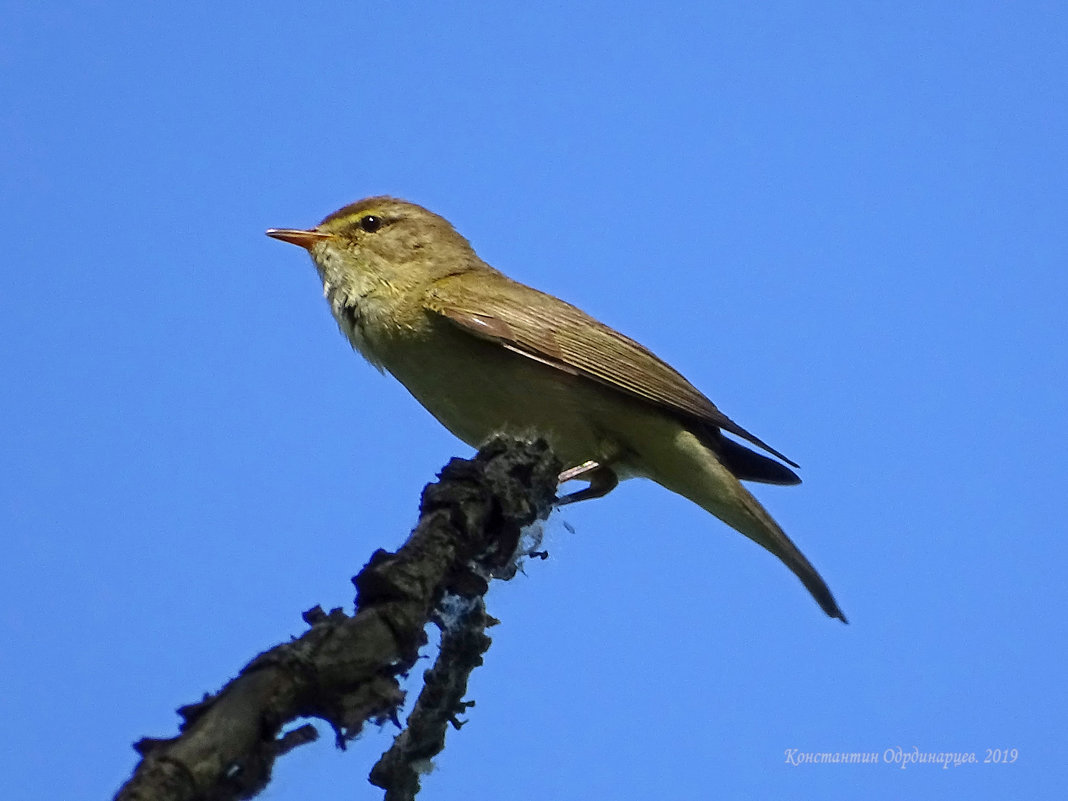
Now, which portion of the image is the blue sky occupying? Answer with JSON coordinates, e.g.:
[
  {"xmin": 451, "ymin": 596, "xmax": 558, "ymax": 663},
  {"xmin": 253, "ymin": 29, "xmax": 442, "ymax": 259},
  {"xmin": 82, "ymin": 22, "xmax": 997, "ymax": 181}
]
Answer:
[{"xmin": 2, "ymin": 2, "xmax": 1065, "ymax": 798}]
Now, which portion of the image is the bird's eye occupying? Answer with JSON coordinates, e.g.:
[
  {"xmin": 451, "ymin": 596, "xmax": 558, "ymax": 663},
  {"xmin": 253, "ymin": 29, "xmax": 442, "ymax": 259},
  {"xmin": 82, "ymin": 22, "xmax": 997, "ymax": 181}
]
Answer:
[{"xmin": 359, "ymin": 215, "xmax": 383, "ymax": 233}]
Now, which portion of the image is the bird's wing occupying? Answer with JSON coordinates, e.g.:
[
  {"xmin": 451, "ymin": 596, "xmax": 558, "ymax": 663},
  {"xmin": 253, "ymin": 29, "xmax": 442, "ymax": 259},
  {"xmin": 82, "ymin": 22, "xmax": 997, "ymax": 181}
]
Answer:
[{"xmin": 425, "ymin": 272, "xmax": 798, "ymax": 468}]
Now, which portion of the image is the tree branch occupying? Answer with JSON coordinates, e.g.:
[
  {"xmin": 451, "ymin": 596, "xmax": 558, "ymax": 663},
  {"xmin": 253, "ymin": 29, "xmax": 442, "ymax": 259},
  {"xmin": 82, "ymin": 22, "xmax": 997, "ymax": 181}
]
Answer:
[{"xmin": 113, "ymin": 437, "xmax": 561, "ymax": 801}]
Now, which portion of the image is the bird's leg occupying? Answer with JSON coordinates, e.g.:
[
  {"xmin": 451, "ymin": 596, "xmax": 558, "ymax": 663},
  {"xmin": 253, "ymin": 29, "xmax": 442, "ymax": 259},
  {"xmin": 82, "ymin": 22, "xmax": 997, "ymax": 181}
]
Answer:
[{"xmin": 555, "ymin": 460, "xmax": 619, "ymax": 506}]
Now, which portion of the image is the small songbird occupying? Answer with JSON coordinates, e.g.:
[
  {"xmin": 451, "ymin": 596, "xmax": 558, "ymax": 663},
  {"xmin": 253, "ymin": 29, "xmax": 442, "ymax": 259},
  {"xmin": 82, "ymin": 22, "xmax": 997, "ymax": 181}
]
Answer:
[{"xmin": 267, "ymin": 197, "xmax": 846, "ymax": 622}]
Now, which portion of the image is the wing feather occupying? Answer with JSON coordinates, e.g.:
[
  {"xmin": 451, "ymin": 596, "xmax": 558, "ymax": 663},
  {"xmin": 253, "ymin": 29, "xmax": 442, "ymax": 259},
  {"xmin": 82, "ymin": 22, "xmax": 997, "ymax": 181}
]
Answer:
[{"xmin": 427, "ymin": 273, "xmax": 798, "ymax": 468}]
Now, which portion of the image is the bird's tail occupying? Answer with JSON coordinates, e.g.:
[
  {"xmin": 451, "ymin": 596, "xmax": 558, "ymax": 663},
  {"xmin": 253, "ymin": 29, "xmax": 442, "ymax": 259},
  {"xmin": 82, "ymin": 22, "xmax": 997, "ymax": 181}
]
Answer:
[{"xmin": 651, "ymin": 430, "xmax": 847, "ymax": 622}]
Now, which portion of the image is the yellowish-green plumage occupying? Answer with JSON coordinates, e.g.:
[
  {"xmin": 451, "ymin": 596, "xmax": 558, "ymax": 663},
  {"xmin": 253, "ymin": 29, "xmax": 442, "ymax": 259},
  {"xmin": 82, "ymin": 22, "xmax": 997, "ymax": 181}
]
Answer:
[{"xmin": 267, "ymin": 197, "xmax": 846, "ymax": 622}]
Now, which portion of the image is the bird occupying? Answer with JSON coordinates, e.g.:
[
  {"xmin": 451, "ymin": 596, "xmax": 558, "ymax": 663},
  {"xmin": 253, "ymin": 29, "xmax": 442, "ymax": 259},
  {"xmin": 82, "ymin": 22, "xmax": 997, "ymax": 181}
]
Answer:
[{"xmin": 267, "ymin": 197, "xmax": 846, "ymax": 622}]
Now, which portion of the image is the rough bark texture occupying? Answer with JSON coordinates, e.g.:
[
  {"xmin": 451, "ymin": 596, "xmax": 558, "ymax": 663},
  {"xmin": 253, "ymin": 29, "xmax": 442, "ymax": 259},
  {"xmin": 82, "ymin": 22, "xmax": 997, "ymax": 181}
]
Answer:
[{"xmin": 113, "ymin": 437, "xmax": 561, "ymax": 801}]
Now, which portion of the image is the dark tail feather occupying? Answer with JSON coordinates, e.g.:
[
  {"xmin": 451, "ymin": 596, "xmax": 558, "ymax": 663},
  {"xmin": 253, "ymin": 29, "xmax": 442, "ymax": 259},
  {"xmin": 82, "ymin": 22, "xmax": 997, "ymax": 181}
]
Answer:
[
  {"xmin": 789, "ymin": 555, "xmax": 849, "ymax": 623},
  {"xmin": 717, "ymin": 437, "xmax": 802, "ymax": 485}
]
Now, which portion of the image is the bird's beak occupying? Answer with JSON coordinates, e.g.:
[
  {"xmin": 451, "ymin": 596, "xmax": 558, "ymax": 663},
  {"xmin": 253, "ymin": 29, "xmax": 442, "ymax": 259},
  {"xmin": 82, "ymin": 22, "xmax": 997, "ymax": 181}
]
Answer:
[{"xmin": 265, "ymin": 228, "xmax": 335, "ymax": 250}]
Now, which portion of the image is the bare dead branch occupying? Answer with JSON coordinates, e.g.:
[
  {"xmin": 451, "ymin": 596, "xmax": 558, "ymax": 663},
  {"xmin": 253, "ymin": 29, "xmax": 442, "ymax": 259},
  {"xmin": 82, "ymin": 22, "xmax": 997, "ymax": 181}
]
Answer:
[{"xmin": 113, "ymin": 437, "xmax": 560, "ymax": 801}]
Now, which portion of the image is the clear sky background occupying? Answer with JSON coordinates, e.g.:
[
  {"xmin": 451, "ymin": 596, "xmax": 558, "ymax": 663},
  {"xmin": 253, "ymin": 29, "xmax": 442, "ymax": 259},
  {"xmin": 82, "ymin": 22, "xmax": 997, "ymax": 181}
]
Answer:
[{"xmin": 2, "ymin": 2, "xmax": 1065, "ymax": 799}]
